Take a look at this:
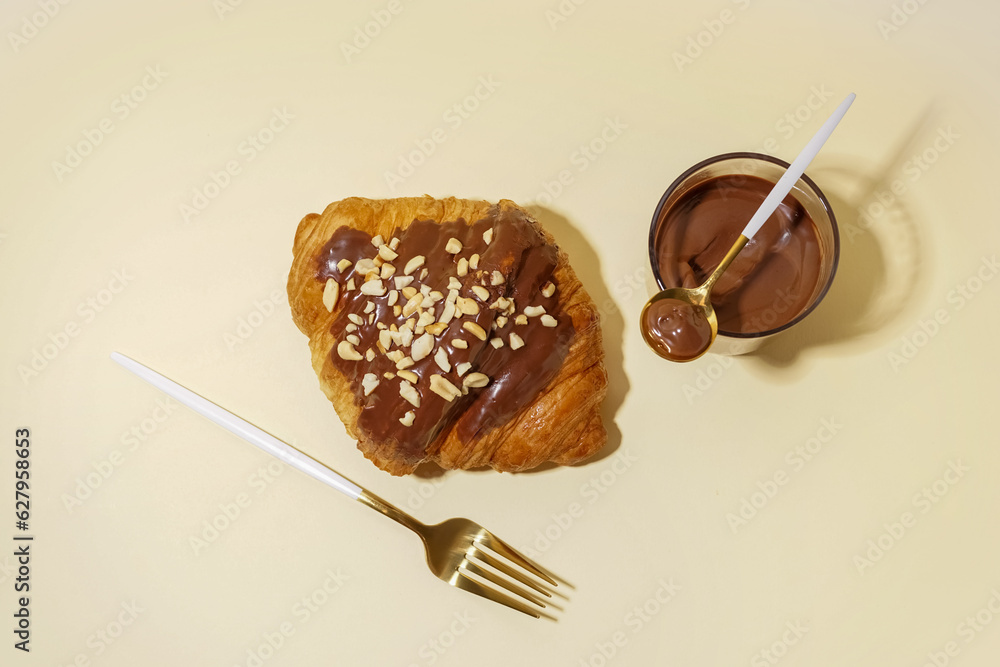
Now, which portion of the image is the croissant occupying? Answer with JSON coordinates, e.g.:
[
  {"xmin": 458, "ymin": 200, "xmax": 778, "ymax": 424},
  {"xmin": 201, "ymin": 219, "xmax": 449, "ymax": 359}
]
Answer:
[{"xmin": 287, "ymin": 196, "xmax": 607, "ymax": 475}]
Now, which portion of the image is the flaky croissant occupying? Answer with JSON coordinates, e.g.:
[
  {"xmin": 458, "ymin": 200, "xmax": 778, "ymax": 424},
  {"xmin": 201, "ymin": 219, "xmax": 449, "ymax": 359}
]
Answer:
[{"xmin": 287, "ymin": 196, "xmax": 607, "ymax": 475}]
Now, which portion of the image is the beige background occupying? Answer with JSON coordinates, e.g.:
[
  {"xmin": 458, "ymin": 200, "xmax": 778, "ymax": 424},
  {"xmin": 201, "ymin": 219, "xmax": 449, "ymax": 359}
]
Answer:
[{"xmin": 2, "ymin": 0, "xmax": 999, "ymax": 665}]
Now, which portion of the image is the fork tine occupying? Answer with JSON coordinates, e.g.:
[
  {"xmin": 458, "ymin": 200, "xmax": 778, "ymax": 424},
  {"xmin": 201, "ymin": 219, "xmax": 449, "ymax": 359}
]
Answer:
[
  {"xmin": 475, "ymin": 533, "xmax": 569, "ymax": 588},
  {"xmin": 461, "ymin": 557, "xmax": 549, "ymax": 609},
  {"xmin": 449, "ymin": 568, "xmax": 553, "ymax": 620},
  {"xmin": 469, "ymin": 546, "xmax": 558, "ymax": 600}
]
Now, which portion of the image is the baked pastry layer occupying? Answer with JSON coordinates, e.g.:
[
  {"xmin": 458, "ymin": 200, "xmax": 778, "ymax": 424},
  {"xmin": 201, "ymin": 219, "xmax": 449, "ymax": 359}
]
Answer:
[{"xmin": 288, "ymin": 196, "xmax": 607, "ymax": 475}]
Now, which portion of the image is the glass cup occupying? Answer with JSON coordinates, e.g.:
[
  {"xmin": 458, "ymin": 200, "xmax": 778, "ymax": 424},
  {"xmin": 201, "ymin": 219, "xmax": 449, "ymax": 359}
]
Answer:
[{"xmin": 647, "ymin": 152, "xmax": 840, "ymax": 356}]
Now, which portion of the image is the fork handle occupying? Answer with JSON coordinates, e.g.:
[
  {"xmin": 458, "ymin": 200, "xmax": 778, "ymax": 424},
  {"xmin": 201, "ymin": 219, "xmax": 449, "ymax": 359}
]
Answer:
[{"xmin": 110, "ymin": 352, "xmax": 363, "ymax": 500}]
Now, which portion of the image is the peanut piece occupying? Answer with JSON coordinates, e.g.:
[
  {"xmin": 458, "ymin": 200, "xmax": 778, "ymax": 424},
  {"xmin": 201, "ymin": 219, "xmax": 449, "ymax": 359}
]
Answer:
[
  {"xmin": 462, "ymin": 321, "xmax": 487, "ymax": 340},
  {"xmin": 360, "ymin": 279, "xmax": 386, "ymax": 296},
  {"xmin": 429, "ymin": 374, "xmax": 462, "ymax": 401},
  {"xmin": 410, "ymin": 332, "xmax": 435, "ymax": 361},
  {"xmin": 337, "ymin": 340, "xmax": 362, "ymax": 361},
  {"xmin": 322, "ymin": 279, "xmax": 339, "ymax": 312},
  {"xmin": 399, "ymin": 379, "xmax": 420, "ymax": 407},
  {"xmin": 434, "ymin": 346, "xmax": 451, "ymax": 372},
  {"xmin": 361, "ymin": 373, "xmax": 379, "ymax": 396},
  {"xmin": 463, "ymin": 373, "xmax": 489, "ymax": 388},
  {"xmin": 404, "ymin": 255, "xmax": 425, "ymax": 276}
]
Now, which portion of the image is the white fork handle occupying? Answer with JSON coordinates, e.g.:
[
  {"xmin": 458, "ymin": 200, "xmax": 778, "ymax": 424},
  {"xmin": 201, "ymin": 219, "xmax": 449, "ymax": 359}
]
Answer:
[{"xmin": 110, "ymin": 352, "xmax": 363, "ymax": 500}]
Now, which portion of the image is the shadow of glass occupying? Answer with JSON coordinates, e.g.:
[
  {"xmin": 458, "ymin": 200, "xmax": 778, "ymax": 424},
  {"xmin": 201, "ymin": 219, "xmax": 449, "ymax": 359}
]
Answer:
[
  {"xmin": 746, "ymin": 178, "xmax": 922, "ymax": 372},
  {"xmin": 742, "ymin": 109, "xmax": 942, "ymax": 377}
]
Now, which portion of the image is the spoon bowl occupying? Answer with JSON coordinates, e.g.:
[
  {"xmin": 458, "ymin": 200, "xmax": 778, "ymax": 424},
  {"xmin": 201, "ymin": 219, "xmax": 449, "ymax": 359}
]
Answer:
[
  {"xmin": 639, "ymin": 287, "xmax": 716, "ymax": 362},
  {"xmin": 640, "ymin": 235, "xmax": 747, "ymax": 362}
]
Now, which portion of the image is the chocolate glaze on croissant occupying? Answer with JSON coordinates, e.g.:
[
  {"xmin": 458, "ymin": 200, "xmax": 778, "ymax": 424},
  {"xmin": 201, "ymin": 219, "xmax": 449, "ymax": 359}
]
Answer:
[{"xmin": 288, "ymin": 196, "xmax": 607, "ymax": 475}]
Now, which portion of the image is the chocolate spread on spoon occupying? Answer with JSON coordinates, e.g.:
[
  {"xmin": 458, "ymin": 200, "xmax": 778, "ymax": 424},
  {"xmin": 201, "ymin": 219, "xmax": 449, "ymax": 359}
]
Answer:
[{"xmin": 641, "ymin": 297, "xmax": 714, "ymax": 361}]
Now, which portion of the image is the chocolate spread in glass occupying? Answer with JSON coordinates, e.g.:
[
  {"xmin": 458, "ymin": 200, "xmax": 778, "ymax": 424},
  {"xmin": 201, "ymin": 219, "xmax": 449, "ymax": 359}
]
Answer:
[
  {"xmin": 315, "ymin": 206, "xmax": 574, "ymax": 465},
  {"xmin": 655, "ymin": 175, "xmax": 823, "ymax": 334}
]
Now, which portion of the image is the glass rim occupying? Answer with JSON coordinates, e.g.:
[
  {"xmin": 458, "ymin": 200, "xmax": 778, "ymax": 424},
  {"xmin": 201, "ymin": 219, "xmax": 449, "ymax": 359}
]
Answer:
[{"xmin": 647, "ymin": 151, "xmax": 841, "ymax": 339}]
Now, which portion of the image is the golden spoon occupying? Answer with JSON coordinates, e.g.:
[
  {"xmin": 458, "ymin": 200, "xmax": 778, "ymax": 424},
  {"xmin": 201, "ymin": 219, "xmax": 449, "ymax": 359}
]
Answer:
[{"xmin": 640, "ymin": 93, "xmax": 856, "ymax": 362}]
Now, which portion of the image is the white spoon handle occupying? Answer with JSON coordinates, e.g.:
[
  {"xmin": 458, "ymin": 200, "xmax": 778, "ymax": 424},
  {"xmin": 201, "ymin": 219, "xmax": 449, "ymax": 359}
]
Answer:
[
  {"xmin": 741, "ymin": 93, "xmax": 855, "ymax": 240},
  {"xmin": 110, "ymin": 352, "xmax": 363, "ymax": 500}
]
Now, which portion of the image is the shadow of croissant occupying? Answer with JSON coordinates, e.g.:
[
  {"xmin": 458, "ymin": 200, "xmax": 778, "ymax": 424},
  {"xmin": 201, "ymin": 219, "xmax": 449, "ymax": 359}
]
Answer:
[{"xmin": 528, "ymin": 205, "xmax": 626, "ymax": 468}]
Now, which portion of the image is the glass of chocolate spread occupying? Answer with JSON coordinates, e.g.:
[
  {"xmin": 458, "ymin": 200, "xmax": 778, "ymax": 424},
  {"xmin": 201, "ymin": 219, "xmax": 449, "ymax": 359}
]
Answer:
[{"xmin": 648, "ymin": 153, "xmax": 840, "ymax": 355}]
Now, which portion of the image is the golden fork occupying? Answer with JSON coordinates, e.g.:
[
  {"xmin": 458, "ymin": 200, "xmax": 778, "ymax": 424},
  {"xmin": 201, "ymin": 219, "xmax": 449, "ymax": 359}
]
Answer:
[
  {"xmin": 111, "ymin": 352, "xmax": 565, "ymax": 619},
  {"xmin": 359, "ymin": 492, "xmax": 564, "ymax": 618}
]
